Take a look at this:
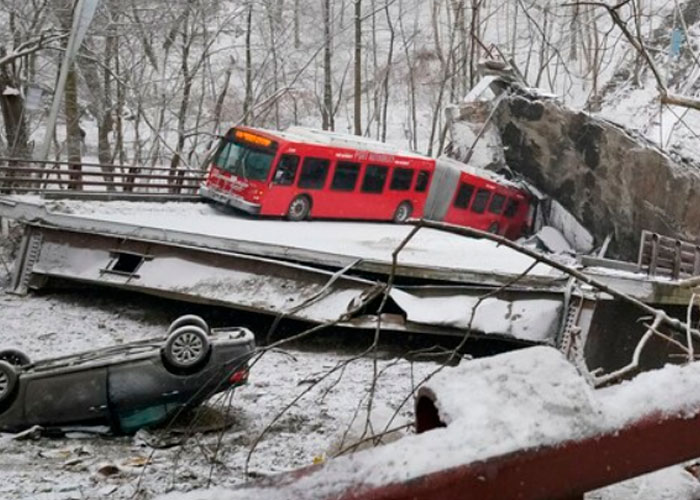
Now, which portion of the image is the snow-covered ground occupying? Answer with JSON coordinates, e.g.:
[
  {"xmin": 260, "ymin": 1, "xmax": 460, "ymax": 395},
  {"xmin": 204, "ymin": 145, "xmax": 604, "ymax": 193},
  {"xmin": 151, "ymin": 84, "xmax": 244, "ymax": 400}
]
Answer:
[
  {"xmin": 1, "ymin": 223, "xmax": 699, "ymax": 499},
  {"xmin": 0, "ymin": 249, "xmax": 439, "ymax": 499}
]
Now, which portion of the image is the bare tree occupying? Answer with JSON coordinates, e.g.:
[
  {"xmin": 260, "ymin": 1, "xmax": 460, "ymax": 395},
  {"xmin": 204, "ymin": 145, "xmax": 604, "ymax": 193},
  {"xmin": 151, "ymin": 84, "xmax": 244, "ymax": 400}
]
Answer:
[{"xmin": 353, "ymin": 0, "xmax": 362, "ymax": 135}]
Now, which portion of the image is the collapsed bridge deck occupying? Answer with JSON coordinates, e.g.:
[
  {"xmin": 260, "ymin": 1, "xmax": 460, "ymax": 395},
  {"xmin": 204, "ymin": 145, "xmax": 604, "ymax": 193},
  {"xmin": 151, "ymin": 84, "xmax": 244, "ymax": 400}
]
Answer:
[{"xmin": 0, "ymin": 196, "xmax": 694, "ymax": 368}]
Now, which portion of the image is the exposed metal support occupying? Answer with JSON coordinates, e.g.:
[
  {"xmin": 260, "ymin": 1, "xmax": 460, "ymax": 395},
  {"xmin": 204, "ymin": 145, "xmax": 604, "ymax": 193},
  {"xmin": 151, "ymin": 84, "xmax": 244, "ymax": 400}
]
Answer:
[{"xmin": 10, "ymin": 227, "xmax": 42, "ymax": 295}]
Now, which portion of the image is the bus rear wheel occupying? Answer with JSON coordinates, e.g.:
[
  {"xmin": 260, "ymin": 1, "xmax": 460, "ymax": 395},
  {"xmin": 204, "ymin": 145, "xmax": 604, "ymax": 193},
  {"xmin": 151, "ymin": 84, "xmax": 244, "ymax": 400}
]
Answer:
[
  {"xmin": 287, "ymin": 195, "xmax": 311, "ymax": 221},
  {"xmin": 393, "ymin": 201, "xmax": 413, "ymax": 223}
]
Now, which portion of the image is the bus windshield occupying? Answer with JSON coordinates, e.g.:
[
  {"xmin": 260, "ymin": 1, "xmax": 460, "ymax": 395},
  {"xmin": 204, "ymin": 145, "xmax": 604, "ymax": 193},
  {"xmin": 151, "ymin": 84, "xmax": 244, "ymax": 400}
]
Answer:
[{"xmin": 213, "ymin": 140, "xmax": 274, "ymax": 182}]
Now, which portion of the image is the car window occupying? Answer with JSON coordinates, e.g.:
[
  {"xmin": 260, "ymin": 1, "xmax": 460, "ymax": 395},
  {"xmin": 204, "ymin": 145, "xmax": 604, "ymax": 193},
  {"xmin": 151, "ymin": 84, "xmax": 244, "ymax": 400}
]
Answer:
[
  {"xmin": 331, "ymin": 162, "xmax": 360, "ymax": 191},
  {"xmin": 273, "ymin": 154, "xmax": 299, "ymax": 185},
  {"xmin": 298, "ymin": 157, "xmax": 330, "ymax": 189},
  {"xmin": 488, "ymin": 193, "xmax": 506, "ymax": 214},
  {"xmin": 361, "ymin": 165, "xmax": 388, "ymax": 193},
  {"xmin": 415, "ymin": 170, "xmax": 430, "ymax": 192},
  {"xmin": 471, "ymin": 188, "xmax": 491, "ymax": 214},
  {"xmin": 453, "ymin": 182, "xmax": 475, "ymax": 209},
  {"xmin": 390, "ymin": 168, "xmax": 414, "ymax": 191},
  {"xmin": 504, "ymin": 198, "xmax": 520, "ymax": 218}
]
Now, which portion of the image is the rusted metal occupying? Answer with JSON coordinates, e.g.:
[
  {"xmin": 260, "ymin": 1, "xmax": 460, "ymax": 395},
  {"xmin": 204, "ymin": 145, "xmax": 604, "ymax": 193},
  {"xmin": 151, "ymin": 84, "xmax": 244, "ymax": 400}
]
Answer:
[
  {"xmin": 0, "ymin": 157, "xmax": 206, "ymax": 172},
  {"xmin": 193, "ymin": 376, "xmax": 700, "ymax": 500},
  {"xmin": 0, "ymin": 157, "xmax": 206, "ymax": 198},
  {"xmin": 0, "ymin": 178, "xmax": 202, "ymax": 189}
]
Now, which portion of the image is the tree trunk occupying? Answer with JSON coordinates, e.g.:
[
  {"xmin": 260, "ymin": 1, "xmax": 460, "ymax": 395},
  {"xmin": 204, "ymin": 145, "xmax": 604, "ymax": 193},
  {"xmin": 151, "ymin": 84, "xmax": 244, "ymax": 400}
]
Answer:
[
  {"xmin": 0, "ymin": 73, "xmax": 30, "ymax": 159},
  {"xmin": 354, "ymin": 0, "xmax": 362, "ymax": 135},
  {"xmin": 294, "ymin": 0, "xmax": 301, "ymax": 48},
  {"xmin": 98, "ymin": 29, "xmax": 115, "ymax": 191},
  {"xmin": 244, "ymin": 4, "xmax": 253, "ymax": 125},
  {"xmin": 322, "ymin": 0, "xmax": 334, "ymax": 130},
  {"xmin": 381, "ymin": 0, "xmax": 395, "ymax": 143},
  {"xmin": 64, "ymin": 66, "xmax": 83, "ymax": 190}
]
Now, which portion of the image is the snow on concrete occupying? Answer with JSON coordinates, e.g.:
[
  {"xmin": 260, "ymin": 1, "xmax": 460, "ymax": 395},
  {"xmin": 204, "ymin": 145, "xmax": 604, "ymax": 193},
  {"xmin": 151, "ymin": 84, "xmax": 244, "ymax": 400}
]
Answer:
[
  {"xmin": 391, "ymin": 290, "xmax": 563, "ymax": 343},
  {"xmin": 38, "ymin": 199, "xmax": 559, "ymax": 278},
  {"xmin": 160, "ymin": 347, "xmax": 700, "ymax": 500}
]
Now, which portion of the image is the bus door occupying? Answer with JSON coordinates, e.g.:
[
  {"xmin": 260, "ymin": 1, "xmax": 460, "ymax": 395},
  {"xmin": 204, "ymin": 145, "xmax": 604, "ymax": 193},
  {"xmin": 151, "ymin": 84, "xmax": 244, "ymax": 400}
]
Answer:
[
  {"xmin": 469, "ymin": 186, "xmax": 501, "ymax": 233},
  {"xmin": 484, "ymin": 189, "xmax": 508, "ymax": 234},
  {"xmin": 321, "ymin": 160, "xmax": 364, "ymax": 219},
  {"xmin": 357, "ymin": 163, "xmax": 391, "ymax": 220},
  {"xmin": 264, "ymin": 153, "xmax": 301, "ymax": 215}
]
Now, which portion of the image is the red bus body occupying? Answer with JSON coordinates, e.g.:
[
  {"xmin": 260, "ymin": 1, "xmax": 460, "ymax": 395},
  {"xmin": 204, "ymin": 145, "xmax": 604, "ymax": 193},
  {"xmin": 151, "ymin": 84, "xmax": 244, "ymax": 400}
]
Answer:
[
  {"xmin": 200, "ymin": 126, "xmax": 532, "ymax": 239},
  {"xmin": 425, "ymin": 157, "xmax": 532, "ymax": 240}
]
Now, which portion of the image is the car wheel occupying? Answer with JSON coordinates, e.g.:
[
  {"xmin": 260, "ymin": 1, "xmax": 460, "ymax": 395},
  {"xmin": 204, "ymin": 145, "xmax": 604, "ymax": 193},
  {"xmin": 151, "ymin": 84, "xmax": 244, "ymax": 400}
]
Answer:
[
  {"xmin": 286, "ymin": 195, "xmax": 311, "ymax": 221},
  {"xmin": 167, "ymin": 314, "xmax": 210, "ymax": 336},
  {"xmin": 162, "ymin": 326, "xmax": 211, "ymax": 372},
  {"xmin": 0, "ymin": 361, "xmax": 18, "ymax": 404},
  {"xmin": 393, "ymin": 201, "xmax": 413, "ymax": 223},
  {"xmin": 0, "ymin": 349, "xmax": 31, "ymax": 367}
]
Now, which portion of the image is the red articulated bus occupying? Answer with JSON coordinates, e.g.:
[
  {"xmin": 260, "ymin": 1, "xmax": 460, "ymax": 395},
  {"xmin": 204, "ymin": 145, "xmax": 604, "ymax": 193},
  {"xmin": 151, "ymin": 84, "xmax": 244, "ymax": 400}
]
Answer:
[
  {"xmin": 424, "ymin": 156, "xmax": 533, "ymax": 240},
  {"xmin": 200, "ymin": 126, "xmax": 533, "ymax": 239}
]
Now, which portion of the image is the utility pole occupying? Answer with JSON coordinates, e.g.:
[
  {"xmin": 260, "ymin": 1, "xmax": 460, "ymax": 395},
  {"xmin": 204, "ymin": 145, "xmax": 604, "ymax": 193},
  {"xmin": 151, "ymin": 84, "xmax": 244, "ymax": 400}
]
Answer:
[{"xmin": 37, "ymin": 0, "xmax": 99, "ymax": 161}]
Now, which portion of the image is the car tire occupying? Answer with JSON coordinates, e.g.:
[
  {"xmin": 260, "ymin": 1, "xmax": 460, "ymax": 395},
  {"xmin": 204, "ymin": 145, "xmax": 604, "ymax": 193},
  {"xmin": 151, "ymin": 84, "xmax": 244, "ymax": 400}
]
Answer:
[
  {"xmin": 167, "ymin": 314, "xmax": 210, "ymax": 336},
  {"xmin": 162, "ymin": 326, "xmax": 211, "ymax": 372},
  {"xmin": 0, "ymin": 349, "xmax": 31, "ymax": 367},
  {"xmin": 286, "ymin": 195, "xmax": 311, "ymax": 221},
  {"xmin": 393, "ymin": 201, "xmax": 413, "ymax": 223},
  {"xmin": 0, "ymin": 361, "xmax": 18, "ymax": 404}
]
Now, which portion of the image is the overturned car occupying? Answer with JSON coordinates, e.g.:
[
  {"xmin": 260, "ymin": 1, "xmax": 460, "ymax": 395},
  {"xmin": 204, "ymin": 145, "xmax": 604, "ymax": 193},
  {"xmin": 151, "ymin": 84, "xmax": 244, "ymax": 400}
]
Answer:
[{"xmin": 0, "ymin": 315, "xmax": 255, "ymax": 434}]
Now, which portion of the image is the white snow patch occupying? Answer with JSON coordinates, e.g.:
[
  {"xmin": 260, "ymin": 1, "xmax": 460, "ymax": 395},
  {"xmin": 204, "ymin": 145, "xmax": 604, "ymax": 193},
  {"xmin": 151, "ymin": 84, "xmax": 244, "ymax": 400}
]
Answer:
[
  {"xmin": 160, "ymin": 347, "xmax": 700, "ymax": 500},
  {"xmin": 391, "ymin": 290, "xmax": 562, "ymax": 342}
]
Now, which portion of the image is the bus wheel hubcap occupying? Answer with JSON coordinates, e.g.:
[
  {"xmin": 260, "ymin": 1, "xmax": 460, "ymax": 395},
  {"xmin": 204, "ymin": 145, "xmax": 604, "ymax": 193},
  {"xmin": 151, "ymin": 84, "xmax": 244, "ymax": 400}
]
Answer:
[
  {"xmin": 397, "ymin": 204, "xmax": 409, "ymax": 221},
  {"xmin": 291, "ymin": 199, "xmax": 306, "ymax": 216}
]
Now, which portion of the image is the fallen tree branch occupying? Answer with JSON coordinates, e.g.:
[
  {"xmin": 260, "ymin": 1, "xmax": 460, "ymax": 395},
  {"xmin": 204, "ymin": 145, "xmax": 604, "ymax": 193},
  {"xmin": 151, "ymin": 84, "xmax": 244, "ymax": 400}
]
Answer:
[
  {"xmin": 660, "ymin": 93, "xmax": 700, "ymax": 112},
  {"xmin": 563, "ymin": 0, "xmax": 700, "ymax": 113},
  {"xmin": 591, "ymin": 313, "xmax": 663, "ymax": 386},
  {"xmin": 412, "ymin": 218, "xmax": 700, "ymax": 386},
  {"xmin": 679, "ymin": 275, "xmax": 700, "ymax": 289},
  {"xmin": 413, "ymin": 219, "xmax": 696, "ymax": 336}
]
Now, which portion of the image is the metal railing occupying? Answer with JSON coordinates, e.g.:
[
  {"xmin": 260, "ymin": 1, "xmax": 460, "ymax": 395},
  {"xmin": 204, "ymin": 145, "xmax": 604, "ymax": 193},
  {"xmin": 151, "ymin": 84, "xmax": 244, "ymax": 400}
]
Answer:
[
  {"xmin": 0, "ymin": 157, "xmax": 207, "ymax": 201},
  {"xmin": 638, "ymin": 230, "xmax": 700, "ymax": 280}
]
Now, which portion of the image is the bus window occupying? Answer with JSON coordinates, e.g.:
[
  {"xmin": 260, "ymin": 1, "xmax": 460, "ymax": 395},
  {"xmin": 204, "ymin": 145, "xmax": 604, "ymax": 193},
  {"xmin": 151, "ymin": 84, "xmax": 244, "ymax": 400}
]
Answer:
[
  {"xmin": 488, "ymin": 193, "xmax": 506, "ymax": 214},
  {"xmin": 390, "ymin": 168, "xmax": 414, "ymax": 191},
  {"xmin": 504, "ymin": 198, "xmax": 520, "ymax": 218},
  {"xmin": 214, "ymin": 140, "xmax": 275, "ymax": 181},
  {"xmin": 298, "ymin": 157, "xmax": 330, "ymax": 189},
  {"xmin": 331, "ymin": 162, "xmax": 360, "ymax": 191},
  {"xmin": 415, "ymin": 170, "xmax": 430, "ymax": 192},
  {"xmin": 453, "ymin": 182, "xmax": 475, "ymax": 209},
  {"xmin": 272, "ymin": 154, "xmax": 299, "ymax": 185},
  {"xmin": 471, "ymin": 189, "xmax": 491, "ymax": 214},
  {"xmin": 361, "ymin": 165, "xmax": 388, "ymax": 193}
]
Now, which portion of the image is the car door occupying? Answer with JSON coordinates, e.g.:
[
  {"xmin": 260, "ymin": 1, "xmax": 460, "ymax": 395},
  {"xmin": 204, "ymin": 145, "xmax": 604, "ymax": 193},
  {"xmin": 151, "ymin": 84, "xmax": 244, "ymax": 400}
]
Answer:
[{"xmin": 24, "ymin": 367, "xmax": 109, "ymax": 426}]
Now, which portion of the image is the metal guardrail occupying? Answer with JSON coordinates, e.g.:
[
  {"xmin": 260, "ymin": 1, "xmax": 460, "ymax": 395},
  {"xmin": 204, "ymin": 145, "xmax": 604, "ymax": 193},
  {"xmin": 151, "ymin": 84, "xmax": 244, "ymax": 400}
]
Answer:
[
  {"xmin": 638, "ymin": 230, "xmax": 700, "ymax": 279},
  {"xmin": 0, "ymin": 157, "xmax": 207, "ymax": 201}
]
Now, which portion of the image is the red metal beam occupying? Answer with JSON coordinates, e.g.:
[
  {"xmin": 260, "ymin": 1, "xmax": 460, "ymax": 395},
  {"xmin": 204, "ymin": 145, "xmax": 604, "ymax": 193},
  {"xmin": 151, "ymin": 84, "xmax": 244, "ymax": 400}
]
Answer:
[{"xmin": 217, "ymin": 400, "xmax": 700, "ymax": 500}]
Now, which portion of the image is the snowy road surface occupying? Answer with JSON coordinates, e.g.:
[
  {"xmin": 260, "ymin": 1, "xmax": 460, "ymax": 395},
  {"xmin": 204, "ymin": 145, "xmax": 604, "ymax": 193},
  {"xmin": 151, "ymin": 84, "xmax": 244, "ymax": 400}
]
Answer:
[{"xmin": 36, "ymin": 198, "xmax": 560, "ymax": 278}]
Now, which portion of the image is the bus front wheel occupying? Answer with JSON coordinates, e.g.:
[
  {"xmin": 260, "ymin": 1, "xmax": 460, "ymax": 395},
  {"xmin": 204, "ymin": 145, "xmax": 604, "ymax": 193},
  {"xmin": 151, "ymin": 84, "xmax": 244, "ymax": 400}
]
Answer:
[
  {"xmin": 393, "ymin": 201, "xmax": 413, "ymax": 223},
  {"xmin": 287, "ymin": 195, "xmax": 311, "ymax": 221}
]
